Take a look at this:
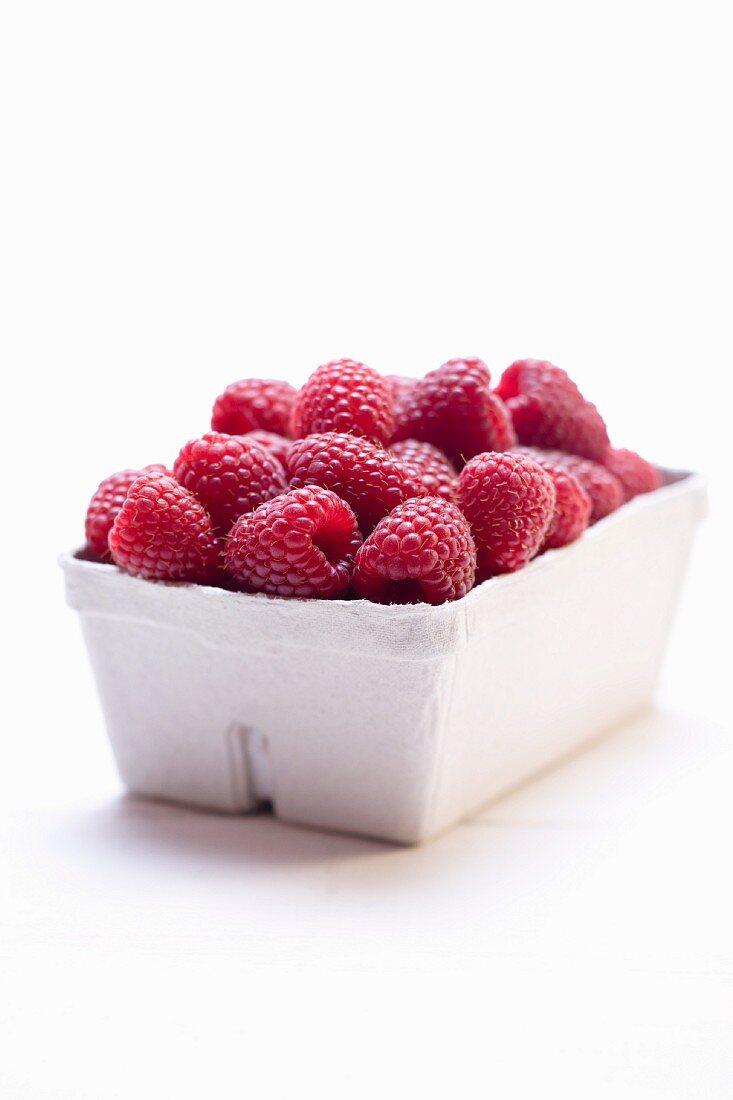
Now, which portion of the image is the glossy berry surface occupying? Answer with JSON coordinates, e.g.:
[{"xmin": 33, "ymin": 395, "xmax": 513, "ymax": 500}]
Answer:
[
  {"xmin": 286, "ymin": 432, "xmax": 425, "ymax": 534},
  {"xmin": 352, "ymin": 497, "xmax": 476, "ymax": 605},
  {"xmin": 240, "ymin": 430, "xmax": 291, "ymax": 472},
  {"xmin": 558, "ymin": 456, "xmax": 623, "ymax": 522},
  {"xmin": 516, "ymin": 447, "xmax": 624, "ymax": 523},
  {"xmin": 604, "ymin": 447, "xmax": 662, "ymax": 501},
  {"xmin": 495, "ymin": 359, "xmax": 610, "ymax": 461},
  {"xmin": 108, "ymin": 473, "xmax": 220, "ymax": 583},
  {"xmin": 80, "ymin": 358, "xmax": 664, "ymax": 603},
  {"xmin": 391, "ymin": 357, "xmax": 516, "ymax": 464},
  {"xmin": 458, "ymin": 452, "xmax": 556, "ymax": 578},
  {"xmin": 526, "ymin": 456, "xmax": 592, "ymax": 549},
  {"xmin": 173, "ymin": 432, "xmax": 286, "ymax": 536},
  {"xmin": 390, "ymin": 439, "xmax": 457, "ymax": 502},
  {"xmin": 290, "ymin": 359, "xmax": 394, "ymax": 442},
  {"xmin": 211, "ymin": 378, "xmax": 296, "ymax": 437},
  {"xmin": 225, "ymin": 486, "xmax": 362, "ymax": 599},
  {"xmin": 540, "ymin": 466, "xmax": 591, "ymax": 550},
  {"xmin": 85, "ymin": 464, "xmax": 169, "ymax": 560}
]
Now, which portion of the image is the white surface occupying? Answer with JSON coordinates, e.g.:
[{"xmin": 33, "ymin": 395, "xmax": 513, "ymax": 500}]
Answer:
[
  {"xmin": 2, "ymin": 0, "xmax": 732, "ymax": 1094},
  {"xmin": 2, "ymin": 673, "xmax": 732, "ymax": 1097},
  {"xmin": 62, "ymin": 474, "xmax": 705, "ymax": 842}
]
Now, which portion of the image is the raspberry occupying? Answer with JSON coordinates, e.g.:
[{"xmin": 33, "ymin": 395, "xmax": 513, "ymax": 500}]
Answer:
[
  {"xmin": 290, "ymin": 359, "xmax": 394, "ymax": 442},
  {"xmin": 604, "ymin": 447, "xmax": 662, "ymax": 501},
  {"xmin": 240, "ymin": 430, "xmax": 291, "ymax": 472},
  {"xmin": 541, "ymin": 468, "xmax": 591, "ymax": 549},
  {"xmin": 84, "ymin": 464, "xmax": 169, "ymax": 560},
  {"xmin": 390, "ymin": 439, "xmax": 457, "ymax": 502},
  {"xmin": 225, "ymin": 486, "xmax": 362, "ymax": 599},
  {"xmin": 286, "ymin": 432, "xmax": 425, "ymax": 534},
  {"xmin": 384, "ymin": 375, "xmax": 418, "ymax": 410},
  {"xmin": 510, "ymin": 450, "xmax": 592, "ymax": 549},
  {"xmin": 495, "ymin": 359, "xmax": 610, "ymax": 461},
  {"xmin": 173, "ymin": 432, "xmax": 286, "ymax": 536},
  {"xmin": 391, "ymin": 357, "xmax": 516, "ymax": 464},
  {"xmin": 352, "ymin": 497, "xmax": 476, "ymax": 605},
  {"xmin": 211, "ymin": 378, "xmax": 296, "ymax": 437},
  {"xmin": 558, "ymin": 456, "xmax": 622, "ymax": 521},
  {"xmin": 109, "ymin": 473, "xmax": 220, "ymax": 583},
  {"xmin": 515, "ymin": 446, "xmax": 623, "ymax": 522},
  {"xmin": 457, "ymin": 452, "xmax": 556, "ymax": 578}
]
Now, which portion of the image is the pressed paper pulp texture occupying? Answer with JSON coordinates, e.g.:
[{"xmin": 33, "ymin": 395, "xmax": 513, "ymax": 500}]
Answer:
[
  {"xmin": 429, "ymin": 486, "xmax": 702, "ymax": 832},
  {"xmin": 63, "ymin": 474, "xmax": 706, "ymax": 843},
  {"xmin": 78, "ymin": 597, "xmax": 457, "ymax": 839}
]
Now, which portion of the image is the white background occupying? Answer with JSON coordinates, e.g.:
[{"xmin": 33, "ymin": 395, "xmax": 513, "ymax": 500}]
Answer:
[{"xmin": 1, "ymin": 2, "xmax": 732, "ymax": 1097}]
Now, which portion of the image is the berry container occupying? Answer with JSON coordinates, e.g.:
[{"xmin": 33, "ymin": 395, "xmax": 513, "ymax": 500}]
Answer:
[{"xmin": 61, "ymin": 471, "xmax": 705, "ymax": 844}]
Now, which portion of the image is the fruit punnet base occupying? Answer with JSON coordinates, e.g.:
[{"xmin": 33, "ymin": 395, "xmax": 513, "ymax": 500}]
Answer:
[{"xmin": 62, "ymin": 472, "xmax": 705, "ymax": 844}]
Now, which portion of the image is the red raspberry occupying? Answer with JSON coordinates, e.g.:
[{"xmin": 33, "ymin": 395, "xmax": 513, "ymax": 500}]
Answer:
[
  {"xmin": 495, "ymin": 359, "xmax": 610, "ymax": 461},
  {"xmin": 290, "ymin": 359, "xmax": 394, "ymax": 442},
  {"xmin": 391, "ymin": 357, "xmax": 516, "ymax": 464},
  {"xmin": 457, "ymin": 452, "xmax": 556, "ymax": 578},
  {"xmin": 515, "ymin": 446, "xmax": 623, "ymax": 522},
  {"xmin": 286, "ymin": 432, "xmax": 425, "ymax": 535},
  {"xmin": 540, "ymin": 467, "xmax": 591, "ymax": 549},
  {"xmin": 173, "ymin": 432, "xmax": 286, "ymax": 536},
  {"xmin": 109, "ymin": 473, "xmax": 220, "ymax": 583},
  {"xmin": 390, "ymin": 439, "xmax": 458, "ymax": 502},
  {"xmin": 384, "ymin": 374, "xmax": 418, "ymax": 409},
  {"xmin": 558, "ymin": 456, "xmax": 622, "ymax": 522},
  {"xmin": 352, "ymin": 497, "xmax": 476, "ymax": 605},
  {"xmin": 511, "ymin": 449, "xmax": 592, "ymax": 549},
  {"xmin": 604, "ymin": 447, "xmax": 662, "ymax": 501},
  {"xmin": 84, "ymin": 464, "xmax": 169, "ymax": 560},
  {"xmin": 211, "ymin": 378, "xmax": 296, "ymax": 437},
  {"xmin": 240, "ymin": 430, "xmax": 291, "ymax": 472},
  {"xmin": 225, "ymin": 486, "xmax": 362, "ymax": 599}
]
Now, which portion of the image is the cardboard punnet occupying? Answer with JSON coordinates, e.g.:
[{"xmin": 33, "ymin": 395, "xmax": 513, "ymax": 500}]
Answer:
[{"xmin": 62, "ymin": 472, "xmax": 706, "ymax": 844}]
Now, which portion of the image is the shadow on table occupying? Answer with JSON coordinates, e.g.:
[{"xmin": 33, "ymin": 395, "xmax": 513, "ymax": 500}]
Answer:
[
  {"xmin": 65, "ymin": 706, "xmax": 728, "ymax": 875},
  {"xmin": 73, "ymin": 793, "xmax": 392, "ymax": 868}
]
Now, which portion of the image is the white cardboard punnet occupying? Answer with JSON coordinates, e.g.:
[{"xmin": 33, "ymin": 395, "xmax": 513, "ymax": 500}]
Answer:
[{"xmin": 62, "ymin": 473, "xmax": 706, "ymax": 844}]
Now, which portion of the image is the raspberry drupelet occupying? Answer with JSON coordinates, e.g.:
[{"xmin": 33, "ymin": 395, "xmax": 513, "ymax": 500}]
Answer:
[
  {"xmin": 390, "ymin": 439, "xmax": 458, "ymax": 502},
  {"xmin": 239, "ymin": 430, "xmax": 291, "ymax": 472}
]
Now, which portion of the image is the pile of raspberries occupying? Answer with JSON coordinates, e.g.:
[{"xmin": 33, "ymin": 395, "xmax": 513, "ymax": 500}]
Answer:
[{"xmin": 83, "ymin": 358, "xmax": 662, "ymax": 605}]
